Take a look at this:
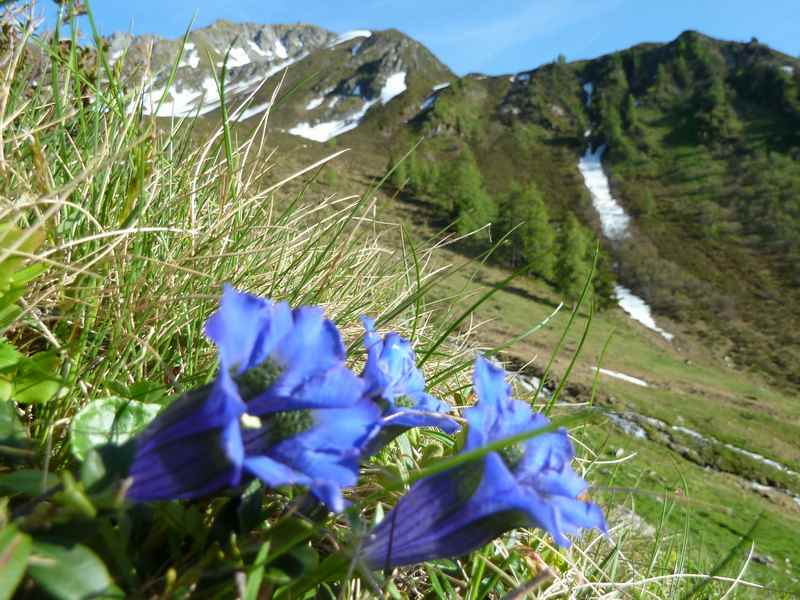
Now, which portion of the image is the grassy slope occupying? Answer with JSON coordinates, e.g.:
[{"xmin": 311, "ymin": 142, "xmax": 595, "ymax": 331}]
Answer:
[
  {"xmin": 158, "ymin": 28, "xmax": 800, "ymax": 593},
  {"xmin": 324, "ymin": 31, "xmax": 800, "ymax": 394},
  {"xmin": 260, "ymin": 136, "xmax": 800, "ymax": 592}
]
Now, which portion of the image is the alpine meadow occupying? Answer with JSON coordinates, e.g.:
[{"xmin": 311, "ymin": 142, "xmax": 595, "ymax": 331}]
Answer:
[{"xmin": 1, "ymin": 1, "xmax": 799, "ymax": 598}]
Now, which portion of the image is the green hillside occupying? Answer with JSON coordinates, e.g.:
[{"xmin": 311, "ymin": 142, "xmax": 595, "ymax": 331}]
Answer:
[{"xmin": 329, "ymin": 30, "xmax": 800, "ymax": 390}]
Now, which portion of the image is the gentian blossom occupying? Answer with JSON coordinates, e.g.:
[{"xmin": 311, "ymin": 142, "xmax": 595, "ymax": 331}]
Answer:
[
  {"xmin": 361, "ymin": 316, "xmax": 459, "ymax": 450},
  {"xmin": 361, "ymin": 356, "xmax": 606, "ymax": 569},
  {"xmin": 128, "ymin": 285, "xmax": 379, "ymax": 512},
  {"xmin": 127, "ymin": 374, "xmax": 245, "ymax": 502}
]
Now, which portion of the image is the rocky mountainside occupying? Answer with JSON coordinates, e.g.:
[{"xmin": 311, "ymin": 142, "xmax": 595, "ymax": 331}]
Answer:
[
  {"xmin": 110, "ymin": 24, "xmax": 800, "ymax": 388},
  {"xmin": 109, "ymin": 20, "xmax": 452, "ymax": 135}
]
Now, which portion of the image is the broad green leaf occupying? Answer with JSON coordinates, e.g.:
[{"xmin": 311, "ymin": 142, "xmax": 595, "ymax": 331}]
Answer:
[
  {"xmin": 264, "ymin": 518, "xmax": 315, "ymax": 564},
  {"xmin": 69, "ymin": 396, "xmax": 160, "ymax": 461},
  {"xmin": 0, "ymin": 340, "xmax": 21, "ymax": 370},
  {"xmin": 12, "ymin": 352, "xmax": 62, "ymax": 404},
  {"xmin": 0, "ymin": 470, "xmax": 58, "ymax": 496},
  {"xmin": 9, "ymin": 262, "xmax": 47, "ymax": 287},
  {"xmin": 0, "ymin": 401, "xmax": 26, "ymax": 441},
  {"xmin": 28, "ymin": 541, "xmax": 119, "ymax": 600},
  {"xmin": 0, "ymin": 225, "xmax": 45, "ymax": 292},
  {"xmin": 0, "ymin": 525, "xmax": 31, "ymax": 600},
  {"xmin": 0, "ymin": 380, "xmax": 10, "ymax": 402},
  {"xmin": 0, "ymin": 304, "xmax": 21, "ymax": 333}
]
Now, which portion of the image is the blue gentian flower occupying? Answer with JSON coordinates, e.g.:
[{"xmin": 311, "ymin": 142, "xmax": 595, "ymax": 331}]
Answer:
[
  {"xmin": 361, "ymin": 316, "xmax": 459, "ymax": 447},
  {"xmin": 206, "ymin": 285, "xmax": 378, "ymax": 512},
  {"xmin": 127, "ymin": 285, "xmax": 378, "ymax": 511},
  {"xmin": 127, "ymin": 372, "xmax": 245, "ymax": 501},
  {"xmin": 361, "ymin": 356, "xmax": 606, "ymax": 569}
]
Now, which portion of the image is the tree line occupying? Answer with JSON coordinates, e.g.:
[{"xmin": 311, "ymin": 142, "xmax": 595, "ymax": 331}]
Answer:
[{"xmin": 386, "ymin": 147, "xmax": 615, "ymax": 306}]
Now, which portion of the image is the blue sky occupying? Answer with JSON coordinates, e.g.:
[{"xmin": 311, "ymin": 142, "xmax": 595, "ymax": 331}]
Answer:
[{"xmin": 43, "ymin": 0, "xmax": 799, "ymax": 75}]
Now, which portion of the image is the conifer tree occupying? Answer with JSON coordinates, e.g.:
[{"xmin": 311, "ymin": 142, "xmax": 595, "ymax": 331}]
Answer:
[
  {"xmin": 440, "ymin": 148, "xmax": 496, "ymax": 238},
  {"xmin": 407, "ymin": 150, "xmax": 423, "ymax": 191},
  {"xmin": 387, "ymin": 154, "xmax": 407, "ymax": 191},
  {"xmin": 498, "ymin": 183, "xmax": 555, "ymax": 279},
  {"xmin": 421, "ymin": 160, "xmax": 440, "ymax": 195},
  {"xmin": 592, "ymin": 247, "xmax": 617, "ymax": 309},
  {"xmin": 555, "ymin": 213, "xmax": 591, "ymax": 302}
]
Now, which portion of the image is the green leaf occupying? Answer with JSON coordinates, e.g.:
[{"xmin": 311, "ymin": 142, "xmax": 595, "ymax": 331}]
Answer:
[
  {"xmin": 79, "ymin": 448, "xmax": 107, "ymax": 489},
  {"xmin": 0, "ymin": 340, "xmax": 21, "ymax": 370},
  {"xmin": 0, "ymin": 401, "xmax": 26, "ymax": 442},
  {"xmin": 9, "ymin": 262, "xmax": 47, "ymax": 287},
  {"xmin": 0, "ymin": 470, "xmax": 59, "ymax": 496},
  {"xmin": 243, "ymin": 542, "xmax": 271, "ymax": 600},
  {"xmin": 0, "ymin": 304, "xmax": 21, "ymax": 333},
  {"xmin": 0, "ymin": 525, "xmax": 31, "ymax": 600},
  {"xmin": 69, "ymin": 396, "xmax": 160, "ymax": 461},
  {"xmin": 0, "ymin": 380, "xmax": 10, "ymax": 403},
  {"xmin": 12, "ymin": 352, "xmax": 62, "ymax": 404},
  {"xmin": 28, "ymin": 541, "xmax": 119, "ymax": 600},
  {"xmin": 264, "ymin": 518, "xmax": 315, "ymax": 564}
]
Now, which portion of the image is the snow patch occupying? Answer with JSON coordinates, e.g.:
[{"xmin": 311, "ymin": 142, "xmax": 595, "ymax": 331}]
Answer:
[
  {"xmin": 247, "ymin": 40, "xmax": 269, "ymax": 58},
  {"xmin": 380, "ymin": 71, "xmax": 407, "ymax": 104},
  {"xmin": 578, "ymin": 144, "xmax": 631, "ymax": 240},
  {"xmin": 305, "ymin": 96, "xmax": 325, "ymax": 110},
  {"xmin": 598, "ymin": 368, "xmax": 649, "ymax": 387},
  {"xmin": 289, "ymin": 98, "xmax": 378, "ymax": 142},
  {"xmin": 274, "ymin": 39, "xmax": 288, "ymax": 60},
  {"xmin": 578, "ymin": 81, "xmax": 674, "ymax": 341},
  {"xmin": 177, "ymin": 42, "xmax": 200, "ymax": 69},
  {"xmin": 420, "ymin": 83, "xmax": 450, "ymax": 111},
  {"xmin": 672, "ymin": 425, "xmax": 707, "ymax": 441},
  {"xmin": 781, "ymin": 65, "xmax": 795, "ymax": 74},
  {"xmin": 419, "ymin": 94, "xmax": 436, "ymax": 111},
  {"xmin": 141, "ymin": 85, "xmax": 202, "ymax": 118},
  {"xmin": 351, "ymin": 41, "xmax": 363, "ymax": 55},
  {"xmin": 615, "ymin": 285, "xmax": 674, "ymax": 341},
  {"xmin": 514, "ymin": 374, "xmax": 552, "ymax": 400},
  {"xmin": 723, "ymin": 443, "xmax": 800, "ymax": 478},
  {"xmin": 515, "ymin": 72, "xmax": 530, "ymax": 83},
  {"xmin": 218, "ymin": 46, "xmax": 250, "ymax": 68},
  {"xmin": 291, "ymin": 70, "xmax": 406, "ymax": 141}
]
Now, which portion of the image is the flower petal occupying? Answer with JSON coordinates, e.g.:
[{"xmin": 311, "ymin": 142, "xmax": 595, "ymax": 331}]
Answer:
[
  {"xmin": 381, "ymin": 409, "xmax": 460, "ymax": 434},
  {"xmin": 243, "ymin": 455, "xmax": 312, "ymax": 488},
  {"xmin": 242, "ymin": 400, "xmax": 380, "ymax": 512},
  {"xmin": 271, "ymin": 306, "xmax": 347, "ymax": 377},
  {"xmin": 362, "ymin": 455, "xmax": 524, "ymax": 568},
  {"xmin": 135, "ymin": 372, "xmax": 244, "ymax": 456},
  {"xmin": 128, "ymin": 417, "xmax": 243, "ymax": 501},
  {"xmin": 204, "ymin": 284, "xmax": 292, "ymax": 373},
  {"xmin": 247, "ymin": 365, "xmax": 364, "ymax": 414}
]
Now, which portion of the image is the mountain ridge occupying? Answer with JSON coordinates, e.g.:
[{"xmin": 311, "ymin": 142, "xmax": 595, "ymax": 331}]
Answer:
[{"xmin": 106, "ymin": 22, "xmax": 800, "ymax": 389}]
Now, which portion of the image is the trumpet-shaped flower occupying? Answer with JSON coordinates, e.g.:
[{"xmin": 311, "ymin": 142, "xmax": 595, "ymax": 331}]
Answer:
[
  {"xmin": 361, "ymin": 317, "xmax": 458, "ymax": 444},
  {"xmin": 206, "ymin": 285, "xmax": 376, "ymax": 511},
  {"xmin": 361, "ymin": 356, "xmax": 606, "ymax": 569},
  {"xmin": 127, "ymin": 373, "xmax": 245, "ymax": 501},
  {"xmin": 128, "ymin": 285, "xmax": 377, "ymax": 510}
]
